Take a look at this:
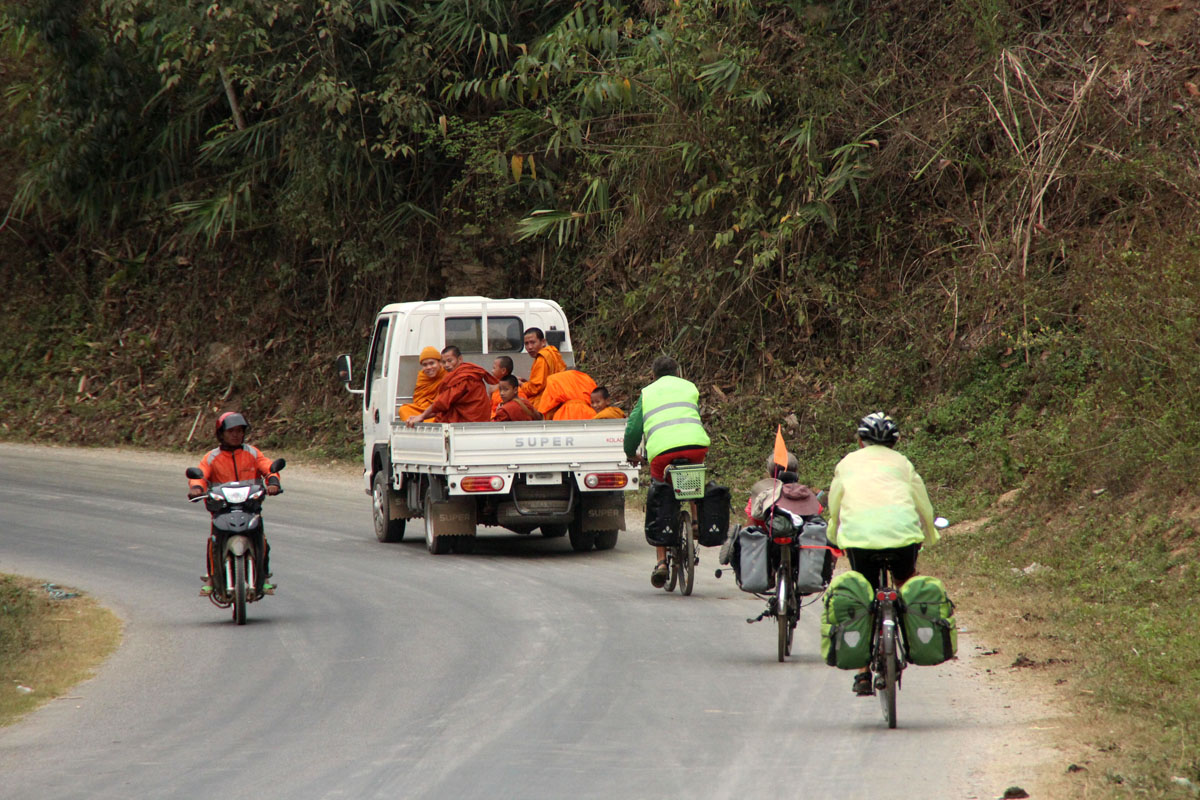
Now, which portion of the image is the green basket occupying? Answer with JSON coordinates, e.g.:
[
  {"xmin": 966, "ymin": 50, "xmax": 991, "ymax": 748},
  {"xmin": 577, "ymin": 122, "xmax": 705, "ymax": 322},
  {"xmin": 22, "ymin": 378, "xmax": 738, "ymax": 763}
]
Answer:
[{"xmin": 667, "ymin": 463, "xmax": 707, "ymax": 500}]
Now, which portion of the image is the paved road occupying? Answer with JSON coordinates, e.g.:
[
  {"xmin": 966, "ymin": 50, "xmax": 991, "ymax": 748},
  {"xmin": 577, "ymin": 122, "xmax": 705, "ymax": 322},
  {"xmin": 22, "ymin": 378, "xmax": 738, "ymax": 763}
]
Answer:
[{"xmin": 0, "ymin": 444, "xmax": 1051, "ymax": 799}]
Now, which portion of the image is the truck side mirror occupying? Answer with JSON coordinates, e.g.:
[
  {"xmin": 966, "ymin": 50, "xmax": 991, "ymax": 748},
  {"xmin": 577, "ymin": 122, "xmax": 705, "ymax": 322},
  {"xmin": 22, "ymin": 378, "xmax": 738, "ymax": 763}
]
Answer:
[
  {"xmin": 545, "ymin": 329, "xmax": 566, "ymax": 347},
  {"xmin": 335, "ymin": 354, "xmax": 353, "ymax": 385}
]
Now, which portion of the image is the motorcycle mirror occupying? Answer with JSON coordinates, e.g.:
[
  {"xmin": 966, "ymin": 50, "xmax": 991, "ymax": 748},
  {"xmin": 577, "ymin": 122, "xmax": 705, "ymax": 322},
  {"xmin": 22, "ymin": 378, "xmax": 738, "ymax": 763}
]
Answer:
[
  {"xmin": 185, "ymin": 467, "xmax": 204, "ymax": 479},
  {"xmin": 269, "ymin": 458, "xmax": 286, "ymax": 473},
  {"xmin": 933, "ymin": 516, "xmax": 950, "ymax": 529}
]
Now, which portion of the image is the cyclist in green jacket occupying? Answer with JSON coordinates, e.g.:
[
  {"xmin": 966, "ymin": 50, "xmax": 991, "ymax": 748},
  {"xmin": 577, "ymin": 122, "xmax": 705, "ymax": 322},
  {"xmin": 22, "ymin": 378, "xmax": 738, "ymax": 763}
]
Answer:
[
  {"xmin": 624, "ymin": 356, "xmax": 711, "ymax": 587},
  {"xmin": 827, "ymin": 411, "xmax": 938, "ymax": 695}
]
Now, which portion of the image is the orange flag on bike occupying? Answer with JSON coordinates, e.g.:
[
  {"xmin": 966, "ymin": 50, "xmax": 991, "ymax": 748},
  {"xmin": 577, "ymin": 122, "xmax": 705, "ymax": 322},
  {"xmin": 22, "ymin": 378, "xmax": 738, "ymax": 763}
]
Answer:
[{"xmin": 773, "ymin": 425, "xmax": 788, "ymax": 469}]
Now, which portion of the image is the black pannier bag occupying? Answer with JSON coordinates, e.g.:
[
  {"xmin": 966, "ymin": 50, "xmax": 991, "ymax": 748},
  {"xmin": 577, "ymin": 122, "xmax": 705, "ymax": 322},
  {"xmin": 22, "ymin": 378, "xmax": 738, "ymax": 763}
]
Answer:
[
  {"xmin": 696, "ymin": 482, "xmax": 731, "ymax": 547},
  {"xmin": 644, "ymin": 480, "xmax": 681, "ymax": 547}
]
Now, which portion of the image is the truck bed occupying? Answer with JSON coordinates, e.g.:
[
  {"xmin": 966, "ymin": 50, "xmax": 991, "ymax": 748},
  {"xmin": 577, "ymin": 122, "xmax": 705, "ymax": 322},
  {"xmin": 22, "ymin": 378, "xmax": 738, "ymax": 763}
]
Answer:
[{"xmin": 388, "ymin": 418, "xmax": 630, "ymax": 472}]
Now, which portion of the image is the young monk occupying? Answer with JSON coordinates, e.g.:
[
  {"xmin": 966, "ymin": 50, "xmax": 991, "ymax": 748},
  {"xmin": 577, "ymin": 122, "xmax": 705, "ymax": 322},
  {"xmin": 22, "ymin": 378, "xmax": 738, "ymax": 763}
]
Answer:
[
  {"xmin": 538, "ymin": 369, "xmax": 598, "ymax": 420},
  {"xmin": 397, "ymin": 346, "xmax": 446, "ymax": 422},
  {"xmin": 490, "ymin": 355, "xmax": 517, "ymax": 414},
  {"xmin": 590, "ymin": 386, "xmax": 626, "ymax": 419},
  {"xmin": 492, "ymin": 375, "xmax": 542, "ymax": 421}
]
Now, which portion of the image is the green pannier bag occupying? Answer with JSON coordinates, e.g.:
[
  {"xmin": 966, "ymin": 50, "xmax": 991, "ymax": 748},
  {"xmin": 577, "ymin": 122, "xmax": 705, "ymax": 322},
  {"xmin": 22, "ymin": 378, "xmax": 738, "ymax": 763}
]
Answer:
[
  {"xmin": 900, "ymin": 575, "xmax": 957, "ymax": 666},
  {"xmin": 820, "ymin": 570, "xmax": 874, "ymax": 670}
]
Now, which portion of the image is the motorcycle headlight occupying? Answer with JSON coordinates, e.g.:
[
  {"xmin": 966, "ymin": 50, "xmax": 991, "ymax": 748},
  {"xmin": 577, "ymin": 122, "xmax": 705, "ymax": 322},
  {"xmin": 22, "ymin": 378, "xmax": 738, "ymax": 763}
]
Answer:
[{"xmin": 222, "ymin": 486, "xmax": 251, "ymax": 504}]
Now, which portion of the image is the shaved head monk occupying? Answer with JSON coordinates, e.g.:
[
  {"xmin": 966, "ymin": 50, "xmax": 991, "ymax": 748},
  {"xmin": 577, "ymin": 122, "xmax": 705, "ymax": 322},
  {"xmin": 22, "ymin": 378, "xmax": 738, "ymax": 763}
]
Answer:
[
  {"xmin": 493, "ymin": 375, "xmax": 542, "ymax": 421},
  {"xmin": 518, "ymin": 327, "xmax": 565, "ymax": 406},
  {"xmin": 590, "ymin": 386, "xmax": 626, "ymax": 419},
  {"xmin": 406, "ymin": 346, "xmax": 496, "ymax": 425}
]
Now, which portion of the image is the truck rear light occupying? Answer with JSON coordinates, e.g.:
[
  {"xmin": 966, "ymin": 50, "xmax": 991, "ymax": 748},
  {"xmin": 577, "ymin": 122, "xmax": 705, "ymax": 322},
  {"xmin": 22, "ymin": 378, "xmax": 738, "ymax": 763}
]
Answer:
[
  {"xmin": 462, "ymin": 476, "xmax": 504, "ymax": 492},
  {"xmin": 584, "ymin": 472, "xmax": 627, "ymax": 489}
]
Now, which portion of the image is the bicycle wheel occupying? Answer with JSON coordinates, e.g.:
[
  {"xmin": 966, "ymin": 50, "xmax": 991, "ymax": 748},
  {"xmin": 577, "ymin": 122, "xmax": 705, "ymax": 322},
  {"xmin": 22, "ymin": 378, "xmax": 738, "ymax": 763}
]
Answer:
[
  {"xmin": 776, "ymin": 566, "xmax": 789, "ymax": 662},
  {"xmin": 679, "ymin": 508, "xmax": 695, "ymax": 596},
  {"xmin": 879, "ymin": 609, "xmax": 898, "ymax": 728},
  {"xmin": 665, "ymin": 545, "xmax": 679, "ymax": 593}
]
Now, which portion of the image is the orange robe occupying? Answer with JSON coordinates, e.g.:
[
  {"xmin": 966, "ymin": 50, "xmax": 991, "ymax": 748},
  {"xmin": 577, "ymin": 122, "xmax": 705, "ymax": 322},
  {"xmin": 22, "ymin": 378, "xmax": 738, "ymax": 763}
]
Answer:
[
  {"xmin": 539, "ymin": 370, "xmax": 598, "ymax": 421},
  {"xmin": 426, "ymin": 362, "xmax": 496, "ymax": 423},
  {"xmin": 493, "ymin": 397, "xmax": 541, "ymax": 422},
  {"xmin": 593, "ymin": 406, "xmax": 626, "ymax": 419},
  {"xmin": 519, "ymin": 344, "xmax": 566, "ymax": 406},
  {"xmin": 397, "ymin": 366, "xmax": 446, "ymax": 421}
]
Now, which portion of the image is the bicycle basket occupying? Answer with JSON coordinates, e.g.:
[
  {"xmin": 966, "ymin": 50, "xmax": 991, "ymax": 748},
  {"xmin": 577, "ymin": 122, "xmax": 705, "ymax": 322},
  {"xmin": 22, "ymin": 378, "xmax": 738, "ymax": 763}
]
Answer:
[{"xmin": 667, "ymin": 463, "xmax": 707, "ymax": 500}]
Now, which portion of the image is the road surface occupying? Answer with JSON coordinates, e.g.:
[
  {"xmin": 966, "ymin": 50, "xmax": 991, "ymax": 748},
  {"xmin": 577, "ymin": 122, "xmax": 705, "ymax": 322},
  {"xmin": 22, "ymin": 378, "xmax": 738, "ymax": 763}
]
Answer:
[{"xmin": 0, "ymin": 444, "xmax": 1053, "ymax": 799}]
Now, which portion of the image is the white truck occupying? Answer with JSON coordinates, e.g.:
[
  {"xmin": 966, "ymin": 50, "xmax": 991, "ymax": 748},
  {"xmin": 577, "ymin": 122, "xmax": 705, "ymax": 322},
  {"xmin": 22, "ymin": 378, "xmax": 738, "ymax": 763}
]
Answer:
[{"xmin": 336, "ymin": 297, "xmax": 639, "ymax": 554}]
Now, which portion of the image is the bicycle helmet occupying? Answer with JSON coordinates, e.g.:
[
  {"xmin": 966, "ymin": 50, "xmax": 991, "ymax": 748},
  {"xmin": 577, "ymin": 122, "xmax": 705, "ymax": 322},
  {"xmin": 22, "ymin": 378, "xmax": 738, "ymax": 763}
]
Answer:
[
  {"xmin": 856, "ymin": 411, "xmax": 899, "ymax": 445},
  {"xmin": 214, "ymin": 412, "xmax": 250, "ymax": 439}
]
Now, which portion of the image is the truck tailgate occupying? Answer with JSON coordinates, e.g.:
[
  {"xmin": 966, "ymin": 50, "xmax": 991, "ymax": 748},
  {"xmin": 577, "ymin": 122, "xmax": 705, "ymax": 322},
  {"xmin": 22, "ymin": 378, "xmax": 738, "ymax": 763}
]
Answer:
[{"xmin": 390, "ymin": 419, "xmax": 629, "ymax": 469}]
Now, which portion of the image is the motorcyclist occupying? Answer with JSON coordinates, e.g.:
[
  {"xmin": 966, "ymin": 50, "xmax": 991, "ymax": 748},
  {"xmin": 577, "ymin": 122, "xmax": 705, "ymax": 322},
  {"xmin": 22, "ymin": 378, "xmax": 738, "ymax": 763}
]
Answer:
[
  {"xmin": 187, "ymin": 412, "xmax": 281, "ymax": 595},
  {"xmin": 624, "ymin": 355, "xmax": 710, "ymax": 588},
  {"xmin": 826, "ymin": 412, "xmax": 937, "ymax": 696}
]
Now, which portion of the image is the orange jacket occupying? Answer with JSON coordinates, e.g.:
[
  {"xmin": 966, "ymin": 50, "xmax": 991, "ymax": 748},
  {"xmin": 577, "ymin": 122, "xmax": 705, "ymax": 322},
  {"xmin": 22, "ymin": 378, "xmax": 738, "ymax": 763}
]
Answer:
[
  {"xmin": 519, "ymin": 345, "xmax": 566, "ymax": 405},
  {"xmin": 189, "ymin": 445, "xmax": 279, "ymax": 492},
  {"xmin": 427, "ymin": 362, "xmax": 496, "ymax": 423},
  {"xmin": 539, "ymin": 370, "xmax": 598, "ymax": 421}
]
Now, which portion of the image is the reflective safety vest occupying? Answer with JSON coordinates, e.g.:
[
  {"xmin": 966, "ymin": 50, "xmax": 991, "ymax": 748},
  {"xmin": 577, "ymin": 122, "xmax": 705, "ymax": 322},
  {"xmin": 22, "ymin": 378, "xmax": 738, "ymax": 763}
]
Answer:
[{"xmin": 641, "ymin": 375, "xmax": 710, "ymax": 460}]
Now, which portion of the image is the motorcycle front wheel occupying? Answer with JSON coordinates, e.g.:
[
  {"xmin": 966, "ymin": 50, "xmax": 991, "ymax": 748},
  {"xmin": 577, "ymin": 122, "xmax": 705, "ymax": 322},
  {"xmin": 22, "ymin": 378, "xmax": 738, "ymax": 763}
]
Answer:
[{"xmin": 231, "ymin": 553, "xmax": 248, "ymax": 625}]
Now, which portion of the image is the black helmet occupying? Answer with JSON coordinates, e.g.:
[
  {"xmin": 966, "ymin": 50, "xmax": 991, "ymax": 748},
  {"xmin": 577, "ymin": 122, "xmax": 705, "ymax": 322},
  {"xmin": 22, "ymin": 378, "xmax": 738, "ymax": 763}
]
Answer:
[
  {"xmin": 215, "ymin": 412, "xmax": 250, "ymax": 439},
  {"xmin": 856, "ymin": 412, "xmax": 899, "ymax": 445}
]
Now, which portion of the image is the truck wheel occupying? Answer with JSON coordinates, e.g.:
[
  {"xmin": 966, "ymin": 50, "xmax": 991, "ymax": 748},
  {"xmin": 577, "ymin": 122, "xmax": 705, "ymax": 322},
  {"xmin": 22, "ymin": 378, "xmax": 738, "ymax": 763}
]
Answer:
[
  {"xmin": 540, "ymin": 524, "xmax": 568, "ymax": 538},
  {"xmin": 373, "ymin": 471, "xmax": 406, "ymax": 543},
  {"xmin": 568, "ymin": 517, "xmax": 596, "ymax": 552},
  {"xmin": 593, "ymin": 529, "xmax": 619, "ymax": 551},
  {"xmin": 424, "ymin": 487, "xmax": 452, "ymax": 555}
]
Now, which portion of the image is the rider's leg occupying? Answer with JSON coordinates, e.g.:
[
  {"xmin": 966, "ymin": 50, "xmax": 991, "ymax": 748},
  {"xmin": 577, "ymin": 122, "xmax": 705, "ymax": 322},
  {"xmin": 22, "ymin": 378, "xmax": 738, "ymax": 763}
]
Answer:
[{"xmin": 651, "ymin": 545, "xmax": 669, "ymax": 587}]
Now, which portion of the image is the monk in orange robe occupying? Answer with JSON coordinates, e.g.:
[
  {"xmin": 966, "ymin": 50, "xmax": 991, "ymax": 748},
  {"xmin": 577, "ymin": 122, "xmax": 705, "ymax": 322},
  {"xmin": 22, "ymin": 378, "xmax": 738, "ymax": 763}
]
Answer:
[
  {"xmin": 492, "ymin": 375, "xmax": 542, "ymax": 421},
  {"xmin": 406, "ymin": 346, "xmax": 497, "ymax": 425},
  {"xmin": 590, "ymin": 386, "xmax": 626, "ymax": 419},
  {"xmin": 490, "ymin": 355, "xmax": 517, "ymax": 414},
  {"xmin": 397, "ymin": 346, "xmax": 446, "ymax": 422},
  {"xmin": 518, "ymin": 327, "xmax": 566, "ymax": 406},
  {"xmin": 539, "ymin": 369, "xmax": 598, "ymax": 421}
]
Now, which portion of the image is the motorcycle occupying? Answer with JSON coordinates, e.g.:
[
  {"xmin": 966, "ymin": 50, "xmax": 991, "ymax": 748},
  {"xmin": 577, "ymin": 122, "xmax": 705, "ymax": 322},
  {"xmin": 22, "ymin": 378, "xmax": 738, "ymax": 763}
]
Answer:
[{"xmin": 185, "ymin": 459, "xmax": 285, "ymax": 625}]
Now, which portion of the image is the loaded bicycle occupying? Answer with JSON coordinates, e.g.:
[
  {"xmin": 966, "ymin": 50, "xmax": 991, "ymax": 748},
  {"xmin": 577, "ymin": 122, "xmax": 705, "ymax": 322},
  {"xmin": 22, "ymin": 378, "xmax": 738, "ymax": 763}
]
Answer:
[{"xmin": 662, "ymin": 460, "xmax": 706, "ymax": 596}]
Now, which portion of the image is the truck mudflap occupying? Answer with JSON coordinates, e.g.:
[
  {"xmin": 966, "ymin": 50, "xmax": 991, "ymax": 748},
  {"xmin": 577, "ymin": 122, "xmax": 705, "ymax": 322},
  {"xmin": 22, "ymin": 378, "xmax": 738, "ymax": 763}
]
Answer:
[
  {"xmin": 580, "ymin": 491, "xmax": 626, "ymax": 532},
  {"xmin": 427, "ymin": 494, "xmax": 477, "ymax": 536}
]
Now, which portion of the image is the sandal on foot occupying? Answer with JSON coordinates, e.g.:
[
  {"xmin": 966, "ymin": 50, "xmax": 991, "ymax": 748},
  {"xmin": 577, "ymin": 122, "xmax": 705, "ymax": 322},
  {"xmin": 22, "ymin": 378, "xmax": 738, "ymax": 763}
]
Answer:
[
  {"xmin": 650, "ymin": 559, "xmax": 669, "ymax": 588},
  {"xmin": 853, "ymin": 671, "xmax": 874, "ymax": 696}
]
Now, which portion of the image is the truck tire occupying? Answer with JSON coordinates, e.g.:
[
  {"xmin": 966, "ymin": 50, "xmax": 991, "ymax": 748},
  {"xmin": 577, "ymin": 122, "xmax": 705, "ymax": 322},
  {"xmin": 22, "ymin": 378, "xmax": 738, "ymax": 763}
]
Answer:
[
  {"xmin": 424, "ymin": 486, "xmax": 452, "ymax": 555},
  {"xmin": 593, "ymin": 529, "xmax": 619, "ymax": 551},
  {"xmin": 568, "ymin": 517, "xmax": 595, "ymax": 552},
  {"xmin": 373, "ymin": 470, "xmax": 406, "ymax": 543}
]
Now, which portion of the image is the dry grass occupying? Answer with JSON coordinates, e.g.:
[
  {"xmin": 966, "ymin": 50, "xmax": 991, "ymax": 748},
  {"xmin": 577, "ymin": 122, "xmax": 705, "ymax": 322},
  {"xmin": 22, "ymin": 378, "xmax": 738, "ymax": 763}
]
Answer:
[{"xmin": 0, "ymin": 575, "xmax": 122, "ymax": 727}]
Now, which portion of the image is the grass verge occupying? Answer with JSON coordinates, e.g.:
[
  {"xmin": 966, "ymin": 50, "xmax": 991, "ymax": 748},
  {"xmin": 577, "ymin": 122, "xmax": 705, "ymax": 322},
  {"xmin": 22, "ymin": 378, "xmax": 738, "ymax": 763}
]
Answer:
[
  {"xmin": 0, "ymin": 574, "xmax": 122, "ymax": 726},
  {"xmin": 929, "ymin": 494, "xmax": 1200, "ymax": 799}
]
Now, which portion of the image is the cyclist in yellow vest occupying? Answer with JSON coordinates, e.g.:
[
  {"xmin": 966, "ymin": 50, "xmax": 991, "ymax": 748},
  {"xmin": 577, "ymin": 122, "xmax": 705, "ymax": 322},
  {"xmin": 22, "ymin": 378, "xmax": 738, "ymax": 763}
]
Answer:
[
  {"xmin": 827, "ymin": 411, "xmax": 938, "ymax": 696},
  {"xmin": 624, "ymin": 356, "xmax": 711, "ymax": 587}
]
